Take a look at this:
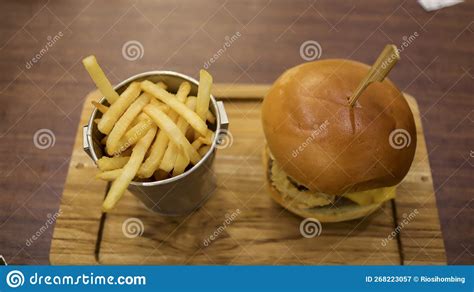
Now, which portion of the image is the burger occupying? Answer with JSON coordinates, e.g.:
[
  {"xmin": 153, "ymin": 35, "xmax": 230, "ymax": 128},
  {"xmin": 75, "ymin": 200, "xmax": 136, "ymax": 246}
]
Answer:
[{"xmin": 261, "ymin": 59, "xmax": 416, "ymax": 222}]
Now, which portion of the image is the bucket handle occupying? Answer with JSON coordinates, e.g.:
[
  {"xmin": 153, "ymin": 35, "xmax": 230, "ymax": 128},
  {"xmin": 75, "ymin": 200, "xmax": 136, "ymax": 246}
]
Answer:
[
  {"xmin": 83, "ymin": 125, "xmax": 94, "ymax": 161},
  {"xmin": 216, "ymin": 101, "xmax": 229, "ymax": 131}
]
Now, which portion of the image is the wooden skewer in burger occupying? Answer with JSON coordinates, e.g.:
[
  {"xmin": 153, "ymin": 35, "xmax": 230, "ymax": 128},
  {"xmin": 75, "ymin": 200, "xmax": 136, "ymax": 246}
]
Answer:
[{"xmin": 261, "ymin": 45, "xmax": 416, "ymax": 222}]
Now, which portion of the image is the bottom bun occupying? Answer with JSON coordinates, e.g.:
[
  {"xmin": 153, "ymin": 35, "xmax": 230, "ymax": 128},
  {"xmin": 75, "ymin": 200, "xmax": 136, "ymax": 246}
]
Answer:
[{"xmin": 263, "ymin": 147, "xmax": 382, "ymax": 223}]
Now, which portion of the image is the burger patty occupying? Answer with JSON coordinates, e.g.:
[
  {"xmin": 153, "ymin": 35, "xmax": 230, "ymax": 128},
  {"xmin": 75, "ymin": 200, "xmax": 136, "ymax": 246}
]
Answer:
[
  {"xmin": 287, "ymin": 176, "xmax": 309, "ymax": 192},
  {"xmin": 268, "ymin": 158, "xmax": 335, "ymax": 208},
  {"xmin": 268, "ymin": 156, "xmax": 364, "ymax": 209}
]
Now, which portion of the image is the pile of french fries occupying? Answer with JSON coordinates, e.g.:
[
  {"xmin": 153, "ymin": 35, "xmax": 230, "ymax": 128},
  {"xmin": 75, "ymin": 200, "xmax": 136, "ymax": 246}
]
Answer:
[{"xmin": 82, "ymin": 56, "xmax": 216, "ymax": 211}]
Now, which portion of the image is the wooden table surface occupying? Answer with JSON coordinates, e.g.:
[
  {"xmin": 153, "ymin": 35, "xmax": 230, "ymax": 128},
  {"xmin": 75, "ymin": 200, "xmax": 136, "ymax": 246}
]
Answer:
[{"xmin": 0, "ymin": 0, "xmax": 472, "ymax": 265}]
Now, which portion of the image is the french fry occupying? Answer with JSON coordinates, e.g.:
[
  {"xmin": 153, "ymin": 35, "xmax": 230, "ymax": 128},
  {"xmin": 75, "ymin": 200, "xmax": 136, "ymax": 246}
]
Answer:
[
  {"xmin": 102, "ymin": 126, "xmax": 157, "ymax": 211},
  {"xmin": 172, "ymin": 131, "xmax": 203, "ymax": 176},
  {"xmin": 97, "ymin": 156, "xmax": 130, "ymax": 171},
  {"xmin": 98, "ymin": 82, "xmax": 141, "ymax": 135},
  {"xmin": 170, "ymin": 96, "xmax": 196, "ymax": 173},
  {"xmin": 158, "ymin": 104, "xmax": 170, "ymax": 112},
  {"xmin": 150, "ymin": 99, "xmax": 163, "ymax": 107},
  {"xmin": 136, "ymin": 107, "xmax": 171, "ymax": 177},
  {"xmin": 196, "ymin": 69, "xmax": 213, "ymax": 121},
  {"xmin": 192, "ymin": 139, "xmax": 204, "ymax": 149},
  {"xmin": 195, "ymin": 70, "xmax": 212, "ymax": 139},
  {"xmin": 177, "ymin": 97, "xmax": 196, "ymax": 132},
  {"xmin": 131, "ymin": 111, "xmax": 166, "ymax": 129},
  {"xmin": 147, "ymin": 101, "xmax": 170, "ymax": 114},
  {"xmin": 136, "ymin": 112, "xmax": 149, "ymax": 121},
  {"xmin": 153, "ymin": 170, "xmax": 169, "ymax": 181},
  {"xmin": 94, "ymin": 118, "xmax": 100, "ymax": 124},
  {"xmin": 130, "ymin": 112, "xmax": 149, "ymax": 127},
  {"xmin": 177, "ymin": 82, "xmax": 191, "ymax": 99},
  {"xmin": 177, "ymin": 82, "xmax": 191, "ymax": 101},
  {"xmin": 101, "ymin": 135, "xmax": 108, "ymax": 145},
  {"xmin": 137, "ymin": 129, "xmax": 169, "ymax": 178},
  {"xmin": 167, "ymin": 94, "xmax": 213, "ymax": 176},
  {"xmin": 159, "ymin": 144, "xmax": 178, "ymax": 172},
  {"xmin": 198, "ymin": 145, "xmax": 211, "ymax": 157},
  {"xmin": 186, "ymin": 95, "xmax": 214, "ymax": 124},
  {"xmin": 141, "ymin": 80, "xmax": 209, "ymax": 137},
  {"xmin": 159, "ymin": 82, "xmax": 191, "ymax": 172},
  {"xmin": 124, "ymin": 119, "xmax": 153, "ymax": 142},
  {"xmin": 206, "ymin": 110, "xmax": 216, "ymax": 124},
  {"xmin": 92, "ymin": 101, "xmax": 109, "ymax": 114},
  {"xmin": 120, "ymin": 148, "xmax": 133, "ymax": 157},
  {"xmin": 156, "ymin": 81, "xmax": 167, "ymax": 90},
  {"xmin": 114, "ymin": 119, "xmax": 153, "ymax": 155},
  {"xmin": 171, "ymin": 155, "xmax": 188, "ymax": 176},
  {"xmin": 106, "ymin": 93, "xmax": 151, "ymax": 155},
  {"xmin": 82, "ymin": 55, "xmax": 120, "ymax": 104},
  {"xmin": 143, "ymin": 104, "xmax": 201, "ymax": 165},
  {"xmin": 199, "ymin": 131, "xmax": 214, "ymax": 145},
  {"xmin": 96, "ymin": 169, "xmax": 122, "ymax": 181}
]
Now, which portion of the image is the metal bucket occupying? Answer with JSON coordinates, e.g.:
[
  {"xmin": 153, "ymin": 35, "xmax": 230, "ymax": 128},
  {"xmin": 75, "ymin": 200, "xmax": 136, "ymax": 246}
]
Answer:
[{"xmin": 83, "ymin": 71, "xmax": 229, "ymax": 216}]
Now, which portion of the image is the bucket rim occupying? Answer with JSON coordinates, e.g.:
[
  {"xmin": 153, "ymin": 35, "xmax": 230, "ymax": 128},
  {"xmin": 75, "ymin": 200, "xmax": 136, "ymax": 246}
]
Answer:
[{"xmin": 85, "ymin": 70, "xmax": 222, "ymax": 187}]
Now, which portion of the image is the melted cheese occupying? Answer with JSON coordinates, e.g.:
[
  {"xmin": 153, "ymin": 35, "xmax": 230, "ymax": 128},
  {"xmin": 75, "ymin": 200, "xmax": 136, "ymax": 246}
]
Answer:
[
  {"xmin": 268, "ymin": 148, "xmax": 396, "ymax": 207},
  {"xmin": 343, "ymin": 186, "xmax": 396, "ymax": 206}
]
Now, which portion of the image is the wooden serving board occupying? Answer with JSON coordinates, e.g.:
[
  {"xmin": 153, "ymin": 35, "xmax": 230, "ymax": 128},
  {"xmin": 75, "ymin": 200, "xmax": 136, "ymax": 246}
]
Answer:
[{"xmin": 50, "ymin": 84, "xmax": 446, "ymax": 265}]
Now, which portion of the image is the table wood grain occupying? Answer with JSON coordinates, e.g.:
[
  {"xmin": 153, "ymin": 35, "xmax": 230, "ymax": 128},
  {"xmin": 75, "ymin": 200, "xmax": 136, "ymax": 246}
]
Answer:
[{"xmin": 0, "ymin": 0, "xmax": 472, "ymax": 265}]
